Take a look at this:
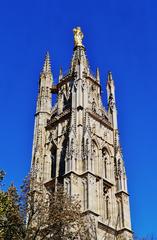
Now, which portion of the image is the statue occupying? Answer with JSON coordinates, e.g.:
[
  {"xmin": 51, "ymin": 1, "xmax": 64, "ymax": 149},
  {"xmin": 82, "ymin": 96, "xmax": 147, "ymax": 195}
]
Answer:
[{"xmin": 73, "ymin": 26, "xmax": 84, "ymax": 47}]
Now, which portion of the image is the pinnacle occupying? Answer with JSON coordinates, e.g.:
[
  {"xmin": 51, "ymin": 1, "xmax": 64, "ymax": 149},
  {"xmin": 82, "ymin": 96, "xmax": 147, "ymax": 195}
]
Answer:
[
  {"xmin": 43, "ymin": 51, "xmax": 51, "ymax": 73},
  {"xmin": 59, "ymin": 66, "xmax": 63, "ymax": 77},
  {"xmin": 59, "ymin": 66, "xmax": 63, "ymax": 81},
  {"xmin": 96, "ymin": 67, "xmax": 100, "ymax": 82}
]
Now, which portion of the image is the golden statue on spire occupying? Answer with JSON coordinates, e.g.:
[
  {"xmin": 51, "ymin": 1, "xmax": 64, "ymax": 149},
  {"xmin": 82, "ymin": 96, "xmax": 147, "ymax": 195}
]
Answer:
[{"xmin": 73, "ymin": 26, "xmax": 84, "ymax": 47}]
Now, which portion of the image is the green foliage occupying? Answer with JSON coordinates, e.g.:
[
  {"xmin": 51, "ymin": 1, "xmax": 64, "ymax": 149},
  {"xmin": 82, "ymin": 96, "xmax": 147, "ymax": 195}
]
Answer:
[{"xmin": 0, "ymin": 171, "xmax": 24, "ymax": 240}]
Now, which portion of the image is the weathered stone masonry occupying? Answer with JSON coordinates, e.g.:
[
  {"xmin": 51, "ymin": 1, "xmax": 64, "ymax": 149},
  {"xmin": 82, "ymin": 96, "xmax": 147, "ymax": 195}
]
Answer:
[{"xmin": 31, "ymin": 27, "xmax": 133, "ymax": 240}]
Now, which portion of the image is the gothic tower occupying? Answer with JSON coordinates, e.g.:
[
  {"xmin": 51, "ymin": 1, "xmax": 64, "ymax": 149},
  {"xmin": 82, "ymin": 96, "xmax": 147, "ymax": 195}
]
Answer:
[{"xmin": 31, "ymin": 27, "xmax": 133, "ymax": 240}]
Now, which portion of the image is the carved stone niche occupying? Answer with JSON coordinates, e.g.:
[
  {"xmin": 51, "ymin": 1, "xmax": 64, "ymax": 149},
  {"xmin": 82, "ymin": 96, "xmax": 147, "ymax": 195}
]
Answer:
[{"xmin": 103, "ymin": 179, "xmax": 113, "ymax": 196}]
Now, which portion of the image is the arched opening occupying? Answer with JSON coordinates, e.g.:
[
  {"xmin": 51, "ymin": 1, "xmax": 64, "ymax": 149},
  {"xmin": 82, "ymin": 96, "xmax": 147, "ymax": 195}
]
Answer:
[
  {"xmin": 106, "ymin": 196, "xmax": 109, "ymax": 219},
  {"xmin": 118, "ymin": 159, "xmax": 122, "ymax": 190},
  {"xmin": 102, "ymin": 148, "xmax": 110, "ymax": 179},
  {"xmin": 83, "ymin": 138, "xmax": 89, "ymax": 172},
  {"xmin": 91, "ymin": 140, "xmax": 98, "ymax": 173},
  {"xmin": 66, "ymin": 138, "xmax": 74, "ymax": 173},
  {"xmin": 75, "ymin": 158, "xmax": 77, "ymax": 171},
  {"xmin": 82, "ymin": 179, "xmax": 88, "ymax": 210},
  {"xmin": 67, "ymin": 157, "xmax": 70, "ymax": 172},
  {"xmin": 117, "ymin": 199, "xmax": 123, "ymax": 228},
  {"xmin": 51, "ymin": 145, "xmax": 57, "ymax": 178}
]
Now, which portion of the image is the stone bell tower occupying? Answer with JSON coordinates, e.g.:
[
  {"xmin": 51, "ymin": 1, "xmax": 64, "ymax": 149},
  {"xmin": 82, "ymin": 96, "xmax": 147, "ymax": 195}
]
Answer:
[{"xmin": 31, "ymin": 27, "xmax": 133, "ymax": 239}]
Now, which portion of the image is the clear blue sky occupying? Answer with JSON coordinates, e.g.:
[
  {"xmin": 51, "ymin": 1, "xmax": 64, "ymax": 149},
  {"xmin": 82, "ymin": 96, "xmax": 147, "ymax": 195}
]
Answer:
[{"xmin": 0, "ymin": 0, "xmax": 157, "ymax": 238}]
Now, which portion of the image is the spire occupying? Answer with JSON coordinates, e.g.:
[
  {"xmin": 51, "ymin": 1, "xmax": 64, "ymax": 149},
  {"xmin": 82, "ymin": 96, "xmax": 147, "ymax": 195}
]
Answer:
[
  {"xmin": 70, "ymin": 27, "xmax": 89, "ymax": 74},
  {"xmin": 41, "ymin": 51, "xmax": 53, "ymax": 85},
  {"xmin": 36, "ymin": 52, "xmax": 53, "ymax": 114},
  {"xmin": 43, "ymin": 51, "xmax": 51, "ymax": 73},
  {"xmin": 96, "ymin": 67, "xmax": 100, "ymax": 82}
]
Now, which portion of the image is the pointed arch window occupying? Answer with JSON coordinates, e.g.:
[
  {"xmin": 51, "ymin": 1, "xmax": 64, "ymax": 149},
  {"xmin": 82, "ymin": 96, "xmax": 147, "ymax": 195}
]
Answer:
[
  {"xmin": 102, "ymin": 148, "xmax": 110, "ymax": 179},
  {"xmin": 106, "ymin": 196, "xmax": 109, "ymax": 219},
  {"xmin": 104, "ymin": 158, "xmax": 107, "ymax": 178},
  {"xmin": 117, "ymin": 199, "xmax": 123, "ymax": 228},
  {"xmin": 117, "ymin": 200, "xmax": 121, "ymax": 228},
  {"xmin": 82, "ymin": 179, "xmax": 88, "ymax": 210},
  {"xmin": 118, "ymin": 159, "xmax": 122, "ymax": 190},
  {"xmin": 51, "ymin": 145, "xmax": 57, "ymax": 178},
  {"xmin": 91, "ymin": 157, "xmax": 93, "ymax": 172},
  {"xmin": 83, "ymin": 139, "xmax": 89, "ymax": 171},
  {"xmin": 67, "ymin": 157, "xmax": 70, "ymax": 172},
  {"xmin": 75, "ymin": 158, "xmax": 77, "ymax": 171},
  {"xmin": 91, "ymin": 140, "xmax": 98, "ymax": 173},
  {"xmin": 66, "ymin": 138, "xmax": 74, "ymax": 172}
]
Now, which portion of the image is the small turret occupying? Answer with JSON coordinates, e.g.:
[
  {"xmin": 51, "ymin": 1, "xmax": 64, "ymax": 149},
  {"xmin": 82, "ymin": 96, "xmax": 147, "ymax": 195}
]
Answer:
[
  {"xmin": 36, "ymin": 52, "xmax": 53, "ymax": 114},
  {"xmin": 31, "ymin": 52, "xmax": 53, "ymax": 182}
]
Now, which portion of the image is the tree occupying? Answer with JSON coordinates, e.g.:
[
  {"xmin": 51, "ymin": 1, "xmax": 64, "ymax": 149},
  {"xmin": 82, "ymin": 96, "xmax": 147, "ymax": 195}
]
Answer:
[
  {"xmin": 0, "ymin": 171, "xmax": 24, "ymax": 240},
  {"xmin": 0, "ymin": 170, "xmax": 5, "ymax": 187},
  {"xmin": 20, "ymin": 175, "xmax": 95, "ymax": 240},
  {"xmin": 0, "ymin": 171, "xmax": 96, "ymax": 239}
]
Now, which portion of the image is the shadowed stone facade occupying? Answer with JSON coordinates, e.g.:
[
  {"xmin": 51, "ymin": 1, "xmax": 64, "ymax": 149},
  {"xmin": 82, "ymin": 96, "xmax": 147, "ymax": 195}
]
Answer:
[{"xmin": 31, "ymin": 27, "xmax": 133, "ymax": 239}]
